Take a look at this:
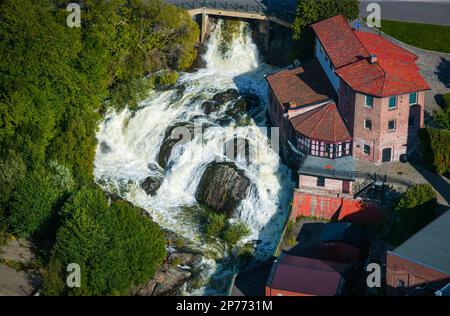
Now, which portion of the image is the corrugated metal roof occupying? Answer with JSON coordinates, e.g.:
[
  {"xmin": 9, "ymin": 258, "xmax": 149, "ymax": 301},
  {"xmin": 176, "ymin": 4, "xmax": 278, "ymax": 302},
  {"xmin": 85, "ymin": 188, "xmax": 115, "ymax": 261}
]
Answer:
[{"xmin": 391, "ymin": 210, "xmax": 450, "ymax": 275}]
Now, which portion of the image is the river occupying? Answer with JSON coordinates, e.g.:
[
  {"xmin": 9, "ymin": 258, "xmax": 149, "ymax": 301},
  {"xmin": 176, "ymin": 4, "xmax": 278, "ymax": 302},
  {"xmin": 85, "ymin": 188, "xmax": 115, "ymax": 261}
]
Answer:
[{"xmin": 93, "ymin": 20, "xmax": 294, "ymax": 295}]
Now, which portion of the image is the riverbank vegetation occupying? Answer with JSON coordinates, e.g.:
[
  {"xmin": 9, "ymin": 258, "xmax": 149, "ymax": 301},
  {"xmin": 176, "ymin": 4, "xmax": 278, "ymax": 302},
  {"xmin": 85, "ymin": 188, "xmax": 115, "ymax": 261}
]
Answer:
[
  {"xmin": 0, "ymin": 0, "xmax": 198, "ymax": 295},
  {"xmin": 291, "ymin": 0, "xmax": 359, "ymax": 59},
  {"xmin": 379, "ymin": 20, "xmax": 450, "ymax": 53}
]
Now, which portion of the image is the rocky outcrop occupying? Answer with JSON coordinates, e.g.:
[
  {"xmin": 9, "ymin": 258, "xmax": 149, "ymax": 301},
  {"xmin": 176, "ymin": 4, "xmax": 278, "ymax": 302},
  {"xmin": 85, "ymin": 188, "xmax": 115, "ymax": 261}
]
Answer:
[
  {"xmin": 212, "ymin": 89, "xmax": 240, "ymax": 105},
  {"xmin": 100, "ymin": 141, "xmax": 112, "ymax": 154},
  {"xmin": 132, "ymin": 251, "xmax": 202, "ymax": 296},
  {"xmin": 157, "ymin": 122, "xmax": 193, "ymax": 169},
  {"xmin": 131, "ymin": 229, "xmax": 203, "ymax": 296},
  {"xmin": 140, "ymin": 163, "xmax": 164, "ymax": 196},
  {"xmin": 195, "ymin": 162, "xmax": 250, "ymax": 216}
]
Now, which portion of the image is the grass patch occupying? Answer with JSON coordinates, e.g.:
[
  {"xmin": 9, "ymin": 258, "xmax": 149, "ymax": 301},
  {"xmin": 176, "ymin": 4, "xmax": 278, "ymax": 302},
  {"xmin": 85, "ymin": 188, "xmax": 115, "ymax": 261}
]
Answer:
[{"xmin": 378, "ymin": 19, "xmax": 450, "ymax": 53}]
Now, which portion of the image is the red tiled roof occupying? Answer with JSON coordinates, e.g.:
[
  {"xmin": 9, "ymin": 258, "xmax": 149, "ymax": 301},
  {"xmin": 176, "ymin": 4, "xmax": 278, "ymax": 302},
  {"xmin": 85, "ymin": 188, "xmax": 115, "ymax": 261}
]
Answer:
[
  {"xmin": 266, "ymin": 60, "xmax": 336, "ymax": 109},
  {"xmin": 289, "ymin": 102, "xmax": 352, "ymax": 143},
  {"xmin": 268, "ymin": 255, "xmax": 349, "ymax": 296},
  {"xmin": 312, "ymin": 15, "xmax": 430, "ymax": 97},
  {"xmin": 311, "ymin": 15, "xmax": 369, "ymax": 68}
]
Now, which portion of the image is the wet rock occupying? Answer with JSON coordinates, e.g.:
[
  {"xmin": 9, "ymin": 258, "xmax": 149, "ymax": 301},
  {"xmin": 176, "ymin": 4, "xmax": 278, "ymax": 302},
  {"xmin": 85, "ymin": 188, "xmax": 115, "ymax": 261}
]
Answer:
[
  {"xmin": 100, "ymin": 141, "xmax": 112, "ymax": 154},
  {"xmin": 140, "ymin": 176, "xmax": 162, "ymax": 196},
  {"xmin": 202, "ymin": 101, "xmax": 219, "ymax": 115},
  {"xmin": 195, "ymin": 162, "xmax": 250, "ymax": 216},
  {"xmin": 170, "ymin": 84, "xmax": 186, "ymax": 102},
  {"xmin": 131, "ymin": 247, "xmax": 203, "ymax": 296},
  {"xmin": 157, "ymin": 122, "xmax": 194, "ymax": 169},
  {"xmin": 226, "ymin": 98, "xmax": 247, "ymax": 118},
  {"xmin": 212, "ymin": 89, "xmax": 240, "ymax": 104},
  {"xmin": 215, "ymin": 117, "xmax": 233, "ymax": 127}
]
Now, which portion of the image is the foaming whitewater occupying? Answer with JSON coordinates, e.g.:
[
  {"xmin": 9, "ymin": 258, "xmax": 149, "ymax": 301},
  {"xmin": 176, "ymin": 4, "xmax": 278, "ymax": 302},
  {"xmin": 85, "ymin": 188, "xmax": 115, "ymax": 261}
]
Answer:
[{"xmin": 94, "ymin": 21, "xmax": 294, "ymax": 295}]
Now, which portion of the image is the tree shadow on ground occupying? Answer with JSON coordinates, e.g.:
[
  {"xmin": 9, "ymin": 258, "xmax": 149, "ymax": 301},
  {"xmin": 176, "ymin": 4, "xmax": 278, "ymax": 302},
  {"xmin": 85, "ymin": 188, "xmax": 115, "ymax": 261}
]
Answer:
[{"xmin": 435, "ymin": 57, "xmax": 450, "ymax": 88}]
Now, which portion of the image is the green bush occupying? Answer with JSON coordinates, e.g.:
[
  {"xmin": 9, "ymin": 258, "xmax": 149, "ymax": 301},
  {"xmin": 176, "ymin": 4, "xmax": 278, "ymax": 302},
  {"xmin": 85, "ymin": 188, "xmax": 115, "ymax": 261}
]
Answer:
[
  {"xmin": 420, "ymin": 128, "xmax": 450, "ymax": 175},
  {"xmin": 394, "ymin": 184, "xmax": 437, "ymax": 241},
  {"xmin": 9, "ymin": 166, "xmax": 63, "ymax": 238},
  {"xmin": 205, "ymin": 212, "xmax": 227, "ymax": 240},
  {"xmin": 223, "ymin": 221, "xmax": 251, "ymax": 248},
  {"xmin": 44, "ymin": 187, "xmax": 166, "ymax": 296},
  {"xmin": 157, "ymin": 70, "xmax": 179, "ymax": 86}
]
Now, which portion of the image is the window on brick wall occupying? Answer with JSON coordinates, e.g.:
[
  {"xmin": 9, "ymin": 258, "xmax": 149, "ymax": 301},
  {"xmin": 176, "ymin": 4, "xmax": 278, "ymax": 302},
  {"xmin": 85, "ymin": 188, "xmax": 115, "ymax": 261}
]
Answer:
[
  {"xmin": 364, "ymin": 144, "xmax": 370, "ymax": 155},
  {"xmin": 388, "ymin": 120, "xmax": 396, "ymax": 131},
  {"xmin": 364, "ymin": 119, "xmax": 372, "ymax": 130},
  {"xmin": 389, "ymin": 96, "xmax": 397, "ymax": 110},
  {"xmin": 317, "ymin": 177, "xmax": 325, "ymax": 187},
  {"xmin": 365, "ymin": 95, "xmax": 374, "ymax": 108},
  {"xmin": 397, "ymin": 279, "xmax": 405, "ymax": 288},
  {"xmin": 409, "ymin": 92, "xmax": 417, "ymax": 105}
]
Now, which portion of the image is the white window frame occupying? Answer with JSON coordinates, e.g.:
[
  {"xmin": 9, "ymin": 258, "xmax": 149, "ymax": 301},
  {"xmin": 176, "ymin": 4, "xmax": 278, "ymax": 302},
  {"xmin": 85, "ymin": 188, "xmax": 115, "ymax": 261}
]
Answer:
[{"xmin": 365, "ymin": 95, "xmax": 374, "ymax": 108}]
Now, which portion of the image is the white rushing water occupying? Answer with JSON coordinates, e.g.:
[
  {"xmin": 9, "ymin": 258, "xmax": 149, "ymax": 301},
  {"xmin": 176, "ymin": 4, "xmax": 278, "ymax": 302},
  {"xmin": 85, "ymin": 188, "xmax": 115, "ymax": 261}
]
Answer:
[{"xmin": 94, "ymin": 21, "xmax": 294, "ymax": 295}]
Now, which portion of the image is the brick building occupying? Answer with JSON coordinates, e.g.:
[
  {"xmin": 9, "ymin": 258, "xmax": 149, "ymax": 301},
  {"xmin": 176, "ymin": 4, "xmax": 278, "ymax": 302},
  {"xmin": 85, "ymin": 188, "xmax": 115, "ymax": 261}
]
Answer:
[
  {"xmin": 311, "ymin": 15, "xmax": 429, "ymax": 164},
  {"xmin": 266, "ymin": 15, "xmax": 429, "ymax": 220},
  {"xmin": 265, "ymin": 253, "xmax": 351, "ymax": 296},
  {"xmin": 386, "ymin": 210, "xmax": 450, "ymax": 296}
]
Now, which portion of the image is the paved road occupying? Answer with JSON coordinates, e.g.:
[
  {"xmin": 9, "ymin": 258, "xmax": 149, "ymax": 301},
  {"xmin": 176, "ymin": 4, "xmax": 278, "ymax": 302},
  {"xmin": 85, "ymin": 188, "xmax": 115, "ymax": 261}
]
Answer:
[{"xmin": 167, "ymin": 0, "xmax": 450, "ymax": 25}]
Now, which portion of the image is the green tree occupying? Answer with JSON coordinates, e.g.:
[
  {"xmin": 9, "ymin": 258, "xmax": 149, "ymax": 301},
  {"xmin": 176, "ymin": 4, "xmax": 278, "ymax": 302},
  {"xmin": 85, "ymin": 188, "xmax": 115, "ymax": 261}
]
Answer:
[
  {"xmin": 420, "ymin": 128, "xmax": 450, "ymax": 175},
  {"xmin": 395, "ymin": 184, "xmax": 437, "ymax": 240},
  {"xmin": 45, "ymin": 187, "xmax": 166, "ymax": 295},
  {"xmin": 291, "ymin": 0, "xmax": 359, "ymax": 58},
  {"xmin": 9, "ymin": 166, "xmax": 63, "ymax": 238}
]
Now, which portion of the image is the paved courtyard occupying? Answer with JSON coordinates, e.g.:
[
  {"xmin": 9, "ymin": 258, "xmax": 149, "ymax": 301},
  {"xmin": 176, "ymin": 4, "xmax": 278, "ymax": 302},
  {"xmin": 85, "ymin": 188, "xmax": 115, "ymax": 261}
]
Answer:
[{"xmin": 355, "ymin": 159, "xmax": 450, "ymax": 206}]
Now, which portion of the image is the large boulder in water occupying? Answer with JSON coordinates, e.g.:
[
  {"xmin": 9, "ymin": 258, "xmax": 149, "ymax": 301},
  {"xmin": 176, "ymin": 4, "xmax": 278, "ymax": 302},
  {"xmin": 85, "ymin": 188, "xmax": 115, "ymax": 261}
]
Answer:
[
  {"xmin": 157, "ymin": 122, "xmax": 193, "ymax": 169},
  {"xmin": 140, "ymin": 163, "xmax": 164, "ymax": 196},
  {"xmin": 212, "ymin": 89, "xmax": 240, "ymax": 105},
  {"xmin": 195, "ymin": 162, "xmax": 250, "ymax": 216}
]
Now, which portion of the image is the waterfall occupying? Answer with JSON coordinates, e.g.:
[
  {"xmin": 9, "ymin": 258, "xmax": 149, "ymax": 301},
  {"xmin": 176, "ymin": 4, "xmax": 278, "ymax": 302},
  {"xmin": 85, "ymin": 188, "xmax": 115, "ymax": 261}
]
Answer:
[{"xmin": 94, "ymin": 20, "xmax": 294, "ymax": 295}]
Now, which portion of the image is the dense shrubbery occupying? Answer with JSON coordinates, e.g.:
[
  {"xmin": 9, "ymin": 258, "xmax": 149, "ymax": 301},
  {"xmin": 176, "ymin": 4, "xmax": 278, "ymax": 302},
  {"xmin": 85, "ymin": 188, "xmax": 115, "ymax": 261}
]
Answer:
[
  {"xmin": 204, "ymin": 212, "xmax": 251, "ymax": 252},
  {"xmin": 392, "ymin": 184, "xmax": 437, "ymax": 243},
  {"xmin": 420, "ymin": 94, "xmax": 450, "ymax": 176},
  {"xmin": 291, "ymin": 0, "xmax": 359, "ymax": 58},
  {"xmin": 0, "ymin": 0, "xmax": 198, "ymax": 295},
  {"xmin": 420, "ymin": 128, "xmax": 450, "ymax": 175},
  {"xmin": 42, "ymin": 188, "xmax": 166, "ymax": 295}
]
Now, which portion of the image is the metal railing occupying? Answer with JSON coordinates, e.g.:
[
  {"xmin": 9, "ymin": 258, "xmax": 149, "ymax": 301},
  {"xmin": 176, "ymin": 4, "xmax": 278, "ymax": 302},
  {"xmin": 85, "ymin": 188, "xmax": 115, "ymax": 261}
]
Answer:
[
  {"xmin": 298, "ymin": 166, "xmax": 416, "ymax": 187},
  {"xmin": 175, "ymin": 0, "xmax": 264, "ymax": 14}
]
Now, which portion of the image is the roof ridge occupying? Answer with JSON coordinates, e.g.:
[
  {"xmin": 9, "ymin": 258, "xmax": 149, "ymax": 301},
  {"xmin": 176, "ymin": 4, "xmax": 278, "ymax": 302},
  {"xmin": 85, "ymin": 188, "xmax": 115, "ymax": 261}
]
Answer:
[
  {"xmin": 292, "ymin": 104, "xmax": 327, "ymax": 128},
  {"xmin": 310, "ymin": 102, "xmax": 333, "ymax": 139}
]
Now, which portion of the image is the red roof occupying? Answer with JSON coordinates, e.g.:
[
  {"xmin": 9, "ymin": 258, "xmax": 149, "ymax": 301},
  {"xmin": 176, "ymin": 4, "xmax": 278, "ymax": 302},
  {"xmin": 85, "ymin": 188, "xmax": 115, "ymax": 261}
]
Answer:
[
  {"xmin": 312, "ymin": 15, "xmax": 430, "ymax": 97},
  {"xmin": 311, "ymin": 15, "xmax": 369, "ymax": 68},
  {"xmin": 289, "ymin": 102, "xmax": 352, "ymax": 143},
  {"xmin": 266, "ymin": 60, "xmax": 336, "ymax": 109},
  {"xmin": 268, "ymin": 254, "xmax": 349, "ymax": 296}
]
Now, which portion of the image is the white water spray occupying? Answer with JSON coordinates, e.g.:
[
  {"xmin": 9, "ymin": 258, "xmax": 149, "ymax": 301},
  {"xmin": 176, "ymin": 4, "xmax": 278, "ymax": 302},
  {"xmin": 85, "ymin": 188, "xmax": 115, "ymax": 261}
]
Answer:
[{"xmin": 94, "ymin": 20, "xmax": 294, "ymax": 295}]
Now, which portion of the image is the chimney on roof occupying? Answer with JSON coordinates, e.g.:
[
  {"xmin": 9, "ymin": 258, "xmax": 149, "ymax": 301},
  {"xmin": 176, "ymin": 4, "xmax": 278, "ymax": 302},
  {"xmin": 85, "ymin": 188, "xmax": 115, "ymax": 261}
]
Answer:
[{"xmin": 369, "ymin": 54, "xmax": 377, "ymax": 64}]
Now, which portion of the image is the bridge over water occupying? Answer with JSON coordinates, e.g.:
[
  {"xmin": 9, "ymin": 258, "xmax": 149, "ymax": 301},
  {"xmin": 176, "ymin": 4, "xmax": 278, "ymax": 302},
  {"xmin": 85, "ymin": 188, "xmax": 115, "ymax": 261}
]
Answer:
[{"xmin": 167, "ymin": 0, "xmax": 295, "ymax": 43}]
